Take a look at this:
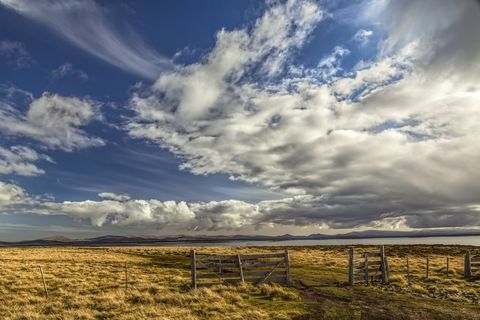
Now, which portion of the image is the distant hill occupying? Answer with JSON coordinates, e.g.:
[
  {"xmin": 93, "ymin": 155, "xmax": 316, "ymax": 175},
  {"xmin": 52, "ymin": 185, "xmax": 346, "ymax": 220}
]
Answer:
[{"xmin": 1, "ymin": 229, "xmax": 480, "ymax": 247}]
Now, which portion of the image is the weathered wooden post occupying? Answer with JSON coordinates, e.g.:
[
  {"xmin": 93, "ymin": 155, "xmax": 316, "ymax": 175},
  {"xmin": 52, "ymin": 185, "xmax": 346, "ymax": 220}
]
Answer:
[
  {"xmin": 406, "ymin": 256, "xmax": 411, "ymax": 286},
  {"xmin": 284, "ymin": 249, "xmax": 291, "ymax": 286},
  {"xmin": 426, "ymin": 256, "xmax": 429, "ymax": 279},
  {"xmin": 124, "ymin": 262, "xmax": 128, "ymax": 293},
  {"xmin": 446, "ymin": 256, "xmax": 450, "ymax": 278},
  {"xmin": 348, "ymin": 247, "xmax": 354, "ymax": 286},
  {"xmin": 364, "ymin": 252, "xmax": 369, "ymax": 285},
  {"xmin": 385, "ymin": 254, "xmax": 390, "ymax": 281},
  {"xmin": 39, "ymin": 265, "xmax": 48, "ymax": 298},
  {"xmin": 464, "ymin": 251, "xmax": 471, "ymax": 278},
  {"xmin": 191, "ymin": 250, "xmax": 197, "ymax": 289},
  {"xmin": 237, "ymin": 254, "xmax": 245, "ymax": 283},
  {"xmin": 380, "ymin": 245, "xmax": 388, "ymax": 284}
]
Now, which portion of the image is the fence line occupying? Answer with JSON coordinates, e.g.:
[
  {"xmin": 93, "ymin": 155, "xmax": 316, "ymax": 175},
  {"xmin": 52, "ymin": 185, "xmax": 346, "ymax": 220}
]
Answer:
[
  {"xmin": 1, "ymin": 246, "xmax": 478, "ymax": 299},
  {"xmin": 347, "ymin": 246, "xmax": 480, "ymax": 287}
]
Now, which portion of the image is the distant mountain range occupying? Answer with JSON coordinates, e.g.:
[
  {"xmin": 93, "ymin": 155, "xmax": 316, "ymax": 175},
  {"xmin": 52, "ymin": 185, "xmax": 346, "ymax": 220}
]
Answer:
[{"xmin": 1, "ymin": 229, "xmax": 480, "ymax": 246}]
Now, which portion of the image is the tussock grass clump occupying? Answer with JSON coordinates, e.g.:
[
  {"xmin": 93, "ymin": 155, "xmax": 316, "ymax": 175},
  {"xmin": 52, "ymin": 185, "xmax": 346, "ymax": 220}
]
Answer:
[{"xmin": 259, "ymin": 284, "xmax": 299, "ymax": 301}]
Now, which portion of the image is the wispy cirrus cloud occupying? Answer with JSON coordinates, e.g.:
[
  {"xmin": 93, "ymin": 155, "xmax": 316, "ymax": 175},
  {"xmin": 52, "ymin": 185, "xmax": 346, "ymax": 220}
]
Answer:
[
  {"xmin": 353, "ymin": 29, "xmax": 373, "ymax": 46},
  {"xmin": 0, "ymin": 0, "xmax": 171, "ymax": 80},
  {"xmin": 0, "ymin": 40, "xmax": 35, "ymax": 68},
  {"xmin": 50, "ymin": 62, "xmax": 88, "ymax": 81}
]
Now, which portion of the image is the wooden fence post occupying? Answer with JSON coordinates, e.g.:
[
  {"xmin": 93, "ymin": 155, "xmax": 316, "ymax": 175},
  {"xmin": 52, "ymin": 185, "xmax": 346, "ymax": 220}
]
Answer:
[
  {"xmin": 191, "ymin": 250, "xmax": 197, "ymax": 289},
  {"xmin": 380, "ymin": 246, "xmax": 388, "ymax": 284},
  {"xmin": 39, "ymin": 265, "xmax": 48, "ymax": 298},
  {"xmin": 426, "ymin": 256, "xmax": 429, "ymax": 279},
  {"xmin": 284, "ymin": 250, "xmax": 291, "ymax": 286},
  {"xmin": 464, "ymin": 251, "xmax": 471, "ymax": 278},
  {"xmin": 124, "ymin": 262, "xmax": 128, "ymax": 293},
  {"xmin": 348, "ymin": 247, "xmax": 354, "ymax": 286},
  {"xmin": 237, "ymin": 254, "xmax": 245, "ymax": 283},
  {"xmin": 446, "ymin": 256, "xmax": 450, "ymax": 278},
  {"xmin": 406, "ymin": 256, "xmax": 411, "ymax": 286},
  {"xmin": 364, "ymin": 253, "xmax": 369, "ymax": 285}
]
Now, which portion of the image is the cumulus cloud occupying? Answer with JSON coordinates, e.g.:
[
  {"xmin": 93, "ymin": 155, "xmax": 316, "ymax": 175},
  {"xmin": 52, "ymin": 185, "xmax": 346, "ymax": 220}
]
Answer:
[
  {"xmin": 0, "ymin": 92, "xmax": 104, "ymax": 151},
  {"xmin": 4, "ymin": 190, "xmax": 480, "ymax": 231},
  {"xmin": 0, "ymin": 181, "xmax": 29, "ymax": 209},
  {"xmin": 0, "ymin": 0, "xmax": 171, "ymax": 80},
  {"xmin": 127, "ymin": 0, "xmax": 322, "ymax": 123},
  {"xmin": 0, "ymin": 145, "xmax": 52, "ymax": 176},
  {"xmin": 0, "ymin": 40, "xmax": 34, "ymax": 68},
  {"xmin": 50, "ymin": 63, "xmax": 88, "ymax": 81},
  {"xmin": 123, "ymin": 0, "xmax": 480, "ymax": 230}
]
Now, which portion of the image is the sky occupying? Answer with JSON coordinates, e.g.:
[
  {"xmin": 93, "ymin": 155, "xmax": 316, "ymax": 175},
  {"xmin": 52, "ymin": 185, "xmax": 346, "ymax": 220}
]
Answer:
[{"xmin": 0, "ymin": 0, "xmax": 479, "ymax": 241}]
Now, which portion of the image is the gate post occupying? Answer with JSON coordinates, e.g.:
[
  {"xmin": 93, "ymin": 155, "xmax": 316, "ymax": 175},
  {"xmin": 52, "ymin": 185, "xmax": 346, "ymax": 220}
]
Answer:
[
  {"xmin": 237, "ymin": 254, "xmax": 245, "ymax": 283},
  {"xmin": 464, "ymin": 251, "xmax": 471, "ymax": 278},
  {"xmin": 380, "ymin": 245, "xmax": 388, "ymax": 284}
]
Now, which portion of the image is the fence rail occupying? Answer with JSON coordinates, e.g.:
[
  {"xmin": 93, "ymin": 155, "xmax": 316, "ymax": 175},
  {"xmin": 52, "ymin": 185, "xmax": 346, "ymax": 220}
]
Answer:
[
  {"xmin": 191, "ymin": 250, "xmax": 291, "ymax": 288},
  {"xmin": 464, "ymin": 251, "xmax": 480, "ymax": 278},
  {"xmin": 348, "ymin": 246, "xmax": 389, "ymax": 285}
]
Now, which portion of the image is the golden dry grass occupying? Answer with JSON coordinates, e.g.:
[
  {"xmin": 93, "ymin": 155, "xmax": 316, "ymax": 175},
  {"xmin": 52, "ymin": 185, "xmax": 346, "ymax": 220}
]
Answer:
[
  {"xmin": 1, "ymin": 245, "xmax": 480, "ymax": 320},
  {"xmin": 0, "ymin": 247, "xmax": 304, "ymax": 320}
]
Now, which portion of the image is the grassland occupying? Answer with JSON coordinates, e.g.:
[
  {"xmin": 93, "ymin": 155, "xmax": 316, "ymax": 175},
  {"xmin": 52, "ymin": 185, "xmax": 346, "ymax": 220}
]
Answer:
[{"xmin": 0, "ymin": 245, "xmax": 479, "ymax": 319}]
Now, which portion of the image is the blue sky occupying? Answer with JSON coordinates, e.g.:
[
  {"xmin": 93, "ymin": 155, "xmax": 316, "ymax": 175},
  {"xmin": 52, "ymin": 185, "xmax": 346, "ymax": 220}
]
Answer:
[
  {"xmin": 0, "ymin": 1, "xmax": 287, "ymax": 201},
  {"xmin": 0, "ymin": 0, "xmax": 479, "ymax": 241}
]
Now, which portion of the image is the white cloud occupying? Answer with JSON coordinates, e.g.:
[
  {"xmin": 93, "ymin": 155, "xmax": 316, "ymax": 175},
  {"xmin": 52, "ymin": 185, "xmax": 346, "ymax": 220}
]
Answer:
[
  {"xmin": 0, "ymin": 92, "xmax": 104, "ymax": 151},
  {"xmin": 0, "ymin": 145, "xmax": 52, "ymax": 176},
  {"xmin": 0, "ymin": 0, "xmax": 171, "ymax": 80},
  {"xmin": 0, "ymin": 40, "xmax": 34, "ymax": 68},
  {"xmin": 315, "ymin": 46, "xmax": 350, "ymax": 81},
  {"xmin": 0, "ymin": 181, "xmax": 29, "ymax": 209},
  {"xmin": 353, "ymin": 29, "xmax": 373, "ymax": 45},
  {"xmin": 123, "ymin": 0, "xmax": 480, "ymax": 230},
  {"xmin": 5, "ymin": 190, "xmax": 480, "ymax": 231},
  {"xmin": 38, "ymin": 198, "xmax": 196, "ymax": 228},
  {"xmin": 1, "ymin": 174, "xmax": 480, "ymax": 231},
  {"xmin": 128, "ymin": 0, "xmax": 322, "ymax": 123},
  {"xmin": 50, "ymin": 62, "xmax": 88, "ymax": 81},
  {"xmin": 98, "ymin": 192, "xmax": 131, "ymax": 202},
  {"xmin": 1, "ymin": 0, "xmax": 479, "ymax": 232},
  {"xmin": 0, "ymin": 85, "xmax": 34, "ymax": 103}
]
